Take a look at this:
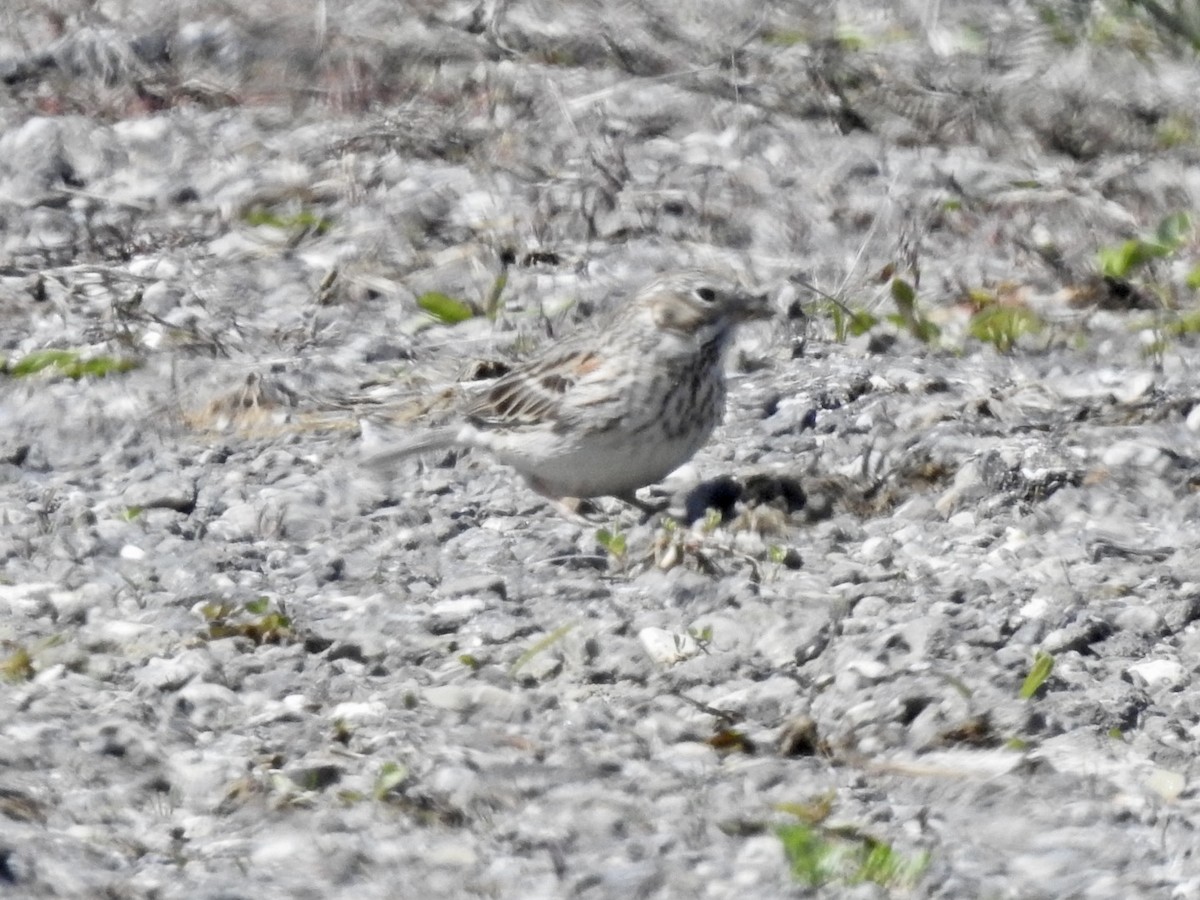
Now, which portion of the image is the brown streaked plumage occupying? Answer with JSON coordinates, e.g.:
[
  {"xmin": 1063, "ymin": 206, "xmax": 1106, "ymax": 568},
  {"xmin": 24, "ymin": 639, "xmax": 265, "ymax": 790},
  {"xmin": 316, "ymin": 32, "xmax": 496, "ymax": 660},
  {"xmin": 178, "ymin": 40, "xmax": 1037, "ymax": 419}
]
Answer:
[{"xmin": 365, "ymin": 269, "xmax": 772, "ymax": 510}]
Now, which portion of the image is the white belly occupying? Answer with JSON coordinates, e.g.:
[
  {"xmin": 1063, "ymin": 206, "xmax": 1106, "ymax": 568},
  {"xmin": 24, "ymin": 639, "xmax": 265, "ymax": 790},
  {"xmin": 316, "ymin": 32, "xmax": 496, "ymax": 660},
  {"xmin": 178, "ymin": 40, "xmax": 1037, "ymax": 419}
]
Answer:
[{"xmin": 474, "ymin": 419, "xmax": 715, "ymax": 498}]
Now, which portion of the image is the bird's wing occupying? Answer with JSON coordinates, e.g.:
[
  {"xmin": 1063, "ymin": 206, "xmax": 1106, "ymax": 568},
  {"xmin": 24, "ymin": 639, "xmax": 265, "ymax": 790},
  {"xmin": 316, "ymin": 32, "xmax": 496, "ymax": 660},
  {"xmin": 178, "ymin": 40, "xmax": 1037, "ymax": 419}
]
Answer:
[{"xmin": 463, "ymin": 345, "xmax": 610, "ymax": 431}]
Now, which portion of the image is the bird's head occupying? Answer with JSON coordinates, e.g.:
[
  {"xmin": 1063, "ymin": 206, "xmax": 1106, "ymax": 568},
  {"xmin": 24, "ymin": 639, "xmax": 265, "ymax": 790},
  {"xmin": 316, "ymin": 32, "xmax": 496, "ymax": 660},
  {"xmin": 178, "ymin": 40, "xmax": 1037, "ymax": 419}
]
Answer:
[{"xmin": 637, "ymin": 269, "xmax": 774, "ymax": 338}]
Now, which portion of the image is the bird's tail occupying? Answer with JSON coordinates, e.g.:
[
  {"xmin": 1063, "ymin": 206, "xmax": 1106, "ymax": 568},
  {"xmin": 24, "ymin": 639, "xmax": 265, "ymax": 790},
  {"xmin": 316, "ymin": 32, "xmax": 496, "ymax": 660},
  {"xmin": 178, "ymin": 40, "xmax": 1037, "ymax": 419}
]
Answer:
[{"xmin": 359, "ymin": 426, "xmax": 461, "ymax": 471}]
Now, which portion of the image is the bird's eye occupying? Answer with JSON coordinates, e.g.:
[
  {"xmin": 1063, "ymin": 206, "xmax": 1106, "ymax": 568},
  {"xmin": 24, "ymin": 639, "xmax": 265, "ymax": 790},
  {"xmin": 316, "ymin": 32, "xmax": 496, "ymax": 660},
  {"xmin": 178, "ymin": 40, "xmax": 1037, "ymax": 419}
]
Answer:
[{"xmin": 694, "ymin": 287, "xmax": 717, "ymax": 303}]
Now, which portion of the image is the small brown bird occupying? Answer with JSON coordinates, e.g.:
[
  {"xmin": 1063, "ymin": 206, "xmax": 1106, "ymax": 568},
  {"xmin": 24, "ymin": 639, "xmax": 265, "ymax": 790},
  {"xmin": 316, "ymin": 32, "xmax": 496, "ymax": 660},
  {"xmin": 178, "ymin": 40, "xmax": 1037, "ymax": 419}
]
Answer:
[{"xmin": 366, "ymin": 269, "xmax": 772, "ymax": 511}]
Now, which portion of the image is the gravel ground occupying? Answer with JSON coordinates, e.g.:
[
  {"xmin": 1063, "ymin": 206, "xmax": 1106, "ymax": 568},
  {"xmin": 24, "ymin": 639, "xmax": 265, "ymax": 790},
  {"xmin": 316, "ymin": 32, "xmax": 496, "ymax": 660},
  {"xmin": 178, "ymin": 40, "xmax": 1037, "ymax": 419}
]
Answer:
[{"xmin": 3, "ymin": 1, "xmax": 1200, "ymax": 897}]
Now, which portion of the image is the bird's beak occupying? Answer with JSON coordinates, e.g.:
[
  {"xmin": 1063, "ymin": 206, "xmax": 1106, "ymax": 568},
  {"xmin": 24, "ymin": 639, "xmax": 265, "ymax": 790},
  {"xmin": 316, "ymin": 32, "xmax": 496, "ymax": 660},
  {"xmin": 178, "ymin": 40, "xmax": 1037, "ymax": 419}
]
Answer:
[{"xmin": 736, "ymin": 291, "xmax": 774, "ymax": 322}]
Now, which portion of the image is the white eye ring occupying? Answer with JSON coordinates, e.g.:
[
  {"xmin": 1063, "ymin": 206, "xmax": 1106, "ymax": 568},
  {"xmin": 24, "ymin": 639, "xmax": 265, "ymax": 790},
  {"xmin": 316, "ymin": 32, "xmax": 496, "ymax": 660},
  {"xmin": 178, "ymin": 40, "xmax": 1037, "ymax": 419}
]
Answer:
[{"xmin": 694, "ymin": 286, "xmax": 717, "ymax": 303}]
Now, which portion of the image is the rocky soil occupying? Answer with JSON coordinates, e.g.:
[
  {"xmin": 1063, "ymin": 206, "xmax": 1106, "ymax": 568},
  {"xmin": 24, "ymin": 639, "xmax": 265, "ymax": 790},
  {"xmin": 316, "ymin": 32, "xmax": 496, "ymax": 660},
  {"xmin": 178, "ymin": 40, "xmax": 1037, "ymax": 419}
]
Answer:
[{"xmin": 3, "ymin": 1, "xmax": 1200, "ymax": 897}]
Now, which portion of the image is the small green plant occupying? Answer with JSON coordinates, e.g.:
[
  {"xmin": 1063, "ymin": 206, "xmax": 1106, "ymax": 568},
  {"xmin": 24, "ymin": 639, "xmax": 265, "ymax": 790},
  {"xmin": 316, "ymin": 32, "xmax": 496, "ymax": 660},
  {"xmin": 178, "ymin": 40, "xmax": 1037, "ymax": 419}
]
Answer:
[
  {"xmin": 243, "ymin": 207, "xmax": 332, "ymax": 236},
  {"xmin": 6, "ymin": 349, "xmax": 139, "ymax": 379},
  {"xmin": 1138, "ymin": 307, "xmax": 1200, "ymax": 361},
  {"xmin": 688, "ymin": 624, "xmax": 714, "ymax": 649},
  {"xmin": 416, "ymin": 291, "xmax": 478, "ymax": 324},
  {"xmin": 792, "ymin": 277, "xmax": 879, "ymax": 343},
  {"xmin": 834, "ymin": 26, "xmax": 869, "ymax": 50},
  {"xmin": 776, "ymin": 818, "xmax": 928, "ymax": 889},
  {"xmin": 887, "ymin": 277, "xmax": 941, "ymax": 344},
  {"xmin": 762, "ymin": 27, "xmax": 809, "ymax": 47},
  {"xmin": 0, "ymin": 635, "xmax": 65, "ymax": 682},
  {"xmin": 828, "ymin": 302, "xmax": 878, "ymax": 342},
  {"xmin": 1160, "ymin": 309, "xmax": 1200, "ymax": 336},
  {"xmin": 484, "ymin": 272, "xmax": 508, "ymax": 321},
  {"xmin": 857, "ymin": 838, "xmax": 931, "ymax": 888},
  {"xmin": 1020, "ymin": 650, "xmax": 1055, "ymax": 699},
  {"xmin": 332, "ymin": 719, "xmax": 352, "ymax": 745},
  {"xmin": 1156, "ymin": 113, "xmax": 1197, "ymax": 149},
  {"xmin": 200, "ymin": 597, "xmax": 294, "ymax": 644},
  {"xmin": 458, "ymin": 653, "xmax": 482, "ymax": 671},
  {"xmin": 1, "ymin": 644, "xmax": 35, "ymax": 682},
  {"xmin": 510, "ymin": 624, "xmax": 574, "ymax": 677},
  {"xmin": 372, "ymin": 762, "xmax": 410, "ymax": 800},
  {"xmin": 595, "ymin": 525, "xmax": 628, "ymax": 562},
  {"xmin": 968, "ymin": 303, "xmax": 1044, "ymax": 353},
  {"xmin": 1097, "ymin": 212, "xmax": 1193, "ymax": 280}
]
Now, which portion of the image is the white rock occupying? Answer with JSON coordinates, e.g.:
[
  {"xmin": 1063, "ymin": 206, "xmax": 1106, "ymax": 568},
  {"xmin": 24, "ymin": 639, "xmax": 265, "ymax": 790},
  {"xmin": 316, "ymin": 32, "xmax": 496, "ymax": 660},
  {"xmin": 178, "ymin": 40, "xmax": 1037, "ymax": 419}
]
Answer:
[
  {"xmin": 845, "ymin": 659, "xmax": 889, "ymax": 682},
  {"xmin": 1145, "ymin": 767, "xmax": 1186, "ymax": 802},
  {"xmin": 1187, "ymin": 403, "xmax": 1200, "ymax": 433},
  {"xmin": 1127, "ymin": 659, "xmax": 1187, "ymax": 690},
  {"xmin": 329, "ymin": 700, "xmax": 387, "ymax": 724},
  {"xmin": 638, "ymin": 626, "xmax": 698, "ymax": 665},
  {"xmin": 423, "ymin": 685, "xmax": 473, "ymax": 711}
]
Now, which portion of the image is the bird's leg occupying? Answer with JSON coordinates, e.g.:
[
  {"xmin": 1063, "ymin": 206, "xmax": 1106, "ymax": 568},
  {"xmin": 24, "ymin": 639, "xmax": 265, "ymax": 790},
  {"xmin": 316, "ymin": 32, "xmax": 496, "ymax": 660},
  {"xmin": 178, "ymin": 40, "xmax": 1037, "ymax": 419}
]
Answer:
[
  {"xmin": 547, "ymin": 496, "xmax": 598, "ymax": 525},
  {"xmin": 613, "ymin": 492, "xmax": 668, "ymax": 523}
]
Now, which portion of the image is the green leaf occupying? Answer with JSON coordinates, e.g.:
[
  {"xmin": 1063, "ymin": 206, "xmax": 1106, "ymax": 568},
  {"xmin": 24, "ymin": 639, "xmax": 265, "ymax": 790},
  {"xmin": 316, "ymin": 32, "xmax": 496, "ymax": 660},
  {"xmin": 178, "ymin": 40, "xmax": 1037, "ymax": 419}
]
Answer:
[
  {"xmin": 855, "ymin": 840, "xmax": 928, "ymax": 887},
  {"xmin": 9, "ymin": 350, "xmax": 79, "ymax": 377},
  {"xmin": 244, "ymin": 597, "xmax": 271, "ymax": 615},
  {"xmin": 763, "ymin": 27, "xmax": 808, "ymax": 47},
  {"xmin": 372, "ymin": 762, "xmax": 409, "ymax": 800},
  {"xmin": 595, "ymin": 528, "xmax": 627, "ymax": 558},
  {"xmin": 1186, "ymin": 264, "xmax": 1200, "ymax": 291},
  {"xmin": 777, "ymin": 823, "xmax": 842, "ymax": 887},
  {"xmin": 243, "ymin": 208, "xmax": 332, "ymax": 234},
  {"xmin": 834, "ymin": 27, "xmax": 867, "ymax": 51},
  {"xmin": 911, "ymin": 318, "xmax": 941, "ymax": 344},
  {"xmin": 1097, "ymin": 228, "xmax": 1178, "ymax": 279},
  {"xmin": 1155, "ymin": 211, "xmax": 1192, "ymax": 250},
  {"xmin": 886, "ymin": 278, "xmax": 940, "ymax": 343},
  {"xmin": 243, "ymin": 208, "xmax": 289, "ymax": 228},
  {"xmin": 1097, "ymin": 242, "xmax": 1136, "ymax": 279},
  {"xmin": 847, "ymin": 309, "xmax": 878, "ymax": 337},
  {"xmin": 510, "ymin": 624, "xmax": 574, "ymax": 676},
  {"xmin": 485, "ymin": 272, "xmax": 508, "ymax": 320},
  {"xmin": 75, "ymin": 357, "xmax": 137, "ymax": 377},
  {"xmin": 6, "ymin": 350, "xmax": 138, "ymax": 380},
  {"xmin": 968, "ymin": 305, "xmax": 1043, "ymax": 353},
  {"xmin": 889, "ymin": 277, "xmax": 917, "ymax": 313},
  {"xmin": 1, "ymin": 646, "xmax": 35, "ymax": 682},
  {"xmin": 416, "ymin": 292, "xmax": 477, "ymax": 324},
  {"xmin": 776, "ymin": 822, "xmax": 928, "ymax": 889},
  {"xmin": 1020, "ymin": 650, "xmax": 1054, "ymax": 699},
  {"xmin": 1163, "ymin": 310, "xmax": 1200, "ymax": 336}
]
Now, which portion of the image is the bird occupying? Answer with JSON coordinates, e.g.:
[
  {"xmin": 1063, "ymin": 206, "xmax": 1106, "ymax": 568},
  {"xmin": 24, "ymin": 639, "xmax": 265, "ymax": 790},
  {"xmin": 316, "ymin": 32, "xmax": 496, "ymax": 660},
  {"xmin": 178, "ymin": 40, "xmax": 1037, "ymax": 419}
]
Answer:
[{"xmin": 364, "ymin": 268, "xmax": 773, "ymax": 514}]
